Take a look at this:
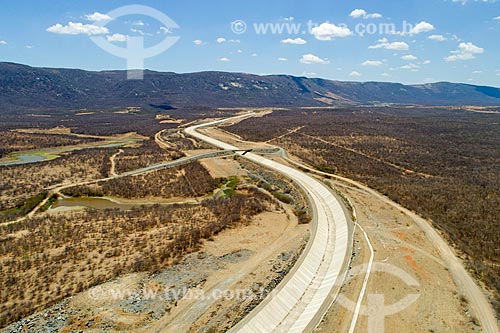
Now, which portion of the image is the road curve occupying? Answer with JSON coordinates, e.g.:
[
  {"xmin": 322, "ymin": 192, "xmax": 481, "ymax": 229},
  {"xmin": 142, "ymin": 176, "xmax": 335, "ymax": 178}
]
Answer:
[{"xmin": 185, "ymin": 115, "xmax": 352, "ymax": 333}]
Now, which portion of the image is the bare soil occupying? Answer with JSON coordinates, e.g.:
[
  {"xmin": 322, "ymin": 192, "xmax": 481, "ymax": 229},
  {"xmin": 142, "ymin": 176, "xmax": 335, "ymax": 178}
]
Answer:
[
  {"xmin": 315, "ymin": 177, "xmax": 477, "ymax": 333},
  {"xmin": 1, "ymin": 203, "xmax": 307, "ymax": 333}
]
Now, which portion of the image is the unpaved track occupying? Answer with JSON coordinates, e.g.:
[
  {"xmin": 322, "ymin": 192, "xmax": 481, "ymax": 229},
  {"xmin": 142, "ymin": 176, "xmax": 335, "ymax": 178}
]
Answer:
[
  {"xmin": 155, "ymin": 129, "xmax": 173, "ymax": 149},
  {"xmin": 201, "ymin": 115, "xmax": 499, "ymax": 332},
  {"xmin": 109, "ymin": 149, "xmax": 123, "ymax": 177},
  {"xmin": 297, "ymin": 133, "xmax": 436, "ymax": 178},
  {"xmin": 284, "ymin": 156, "xmax": 500, "ymax": 333}
]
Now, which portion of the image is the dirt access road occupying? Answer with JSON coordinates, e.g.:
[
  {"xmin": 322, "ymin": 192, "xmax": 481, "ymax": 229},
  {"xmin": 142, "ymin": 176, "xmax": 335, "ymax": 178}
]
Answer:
[
  {"xmin": 205, "ymin": 112, "xmax": 499, "ymax": 332},
  {"xmin": 284, "ymin": 149, "xmax": 500, "ymax": 333}
]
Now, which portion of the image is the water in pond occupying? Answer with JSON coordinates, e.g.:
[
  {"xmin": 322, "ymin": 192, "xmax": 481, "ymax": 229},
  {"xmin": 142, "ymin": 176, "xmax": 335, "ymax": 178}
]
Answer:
[{"xmin": 0, "ymin": 140, "xmax": 141, "ymax": 167}]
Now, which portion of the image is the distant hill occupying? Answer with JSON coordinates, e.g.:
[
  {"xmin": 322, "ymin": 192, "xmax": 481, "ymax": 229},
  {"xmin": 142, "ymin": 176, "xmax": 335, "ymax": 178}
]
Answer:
[{"xmin": 1, "ymin": 62, "xmax": 499, "ymax": 111}]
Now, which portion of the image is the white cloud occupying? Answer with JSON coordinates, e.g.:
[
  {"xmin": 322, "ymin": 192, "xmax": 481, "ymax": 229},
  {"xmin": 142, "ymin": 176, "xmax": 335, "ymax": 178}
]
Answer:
[
  {"xmin": 446, "ymin": 53, "xmax": 475, "ymax": 61},
  {"xmin": 300, "ymin": 54, "xmax": 330, "ymax": 65},
  {"xmin": 362, "ymin": 60, "xmax": 383, "ymax": 66},
  {"xmin": 494, "ymin": 16, "xmax": 500, "ymax": 20},
  {"xmin": 423, "ymin": 60, "xmax": 431, "ymax": 65},
  {"xmin": 401, "ymin": 55, "xmax": 418, "ymax": 61},
  {"xmin": 0, "ymin": 40, "xmax": 7, "ymax": 45},
  {"xmin": 47, "ymin": 22, "xmax": 109, "ymax": 35},
  {"xmin": 85, "ymin": 12, "xmax": 111, "ymax": 22},
  {"xmin": 445, "ymin": 42, "xmax": 484, "ymax": 61},
  {"xmin": 106, "ymin": 34, "xmax": 127, "ymax": 42},
  {"xmin": 385, "ymin": 42, "xmax": 409, "ymax": 50},
  {"xmin": 193, "ymin": 39, "xmax": 204, "ymax": 45},
  {"xmin": 281, "ymin": 37, "xmax": 307, "ymax": 45},
  {"xmin": 302, "ymin": 71, "xmax": 317, "ymax": 76},
  {"xmin": 369, "ymin": 40, "xmax": 409, "ymax": 51},
  {"xmin": 349, "ymin": 9, "xmax": 383, "ymax": 19},
  {"xmin": 25, "ymin": 45, "xmax": 33, "ymax": 49},
  {"xmin": 453, "ymin": 0, "xmax": 499, "ymax": 4},
  {"xmin": 400, "ymin": 63, "xmax": 420, "ymax": 70},
  {"xmin": 278, "ymin": 57, "xmax": 288, "ymax": 61},
  {"xmin": 410, "ymin": 21, "xmax": 435, "ymax": 34},
  {"xmin": 216, "ymin": 37, "xmax": 240, "ymax": 44},
  {"xmin": 428, "ymin": 34, "xmax": 447, "ymax": 42},
  {"xmin": 349, "ymin": 71, "xmax": 362, "ymax": 77},
  {"xmin": 251, "ymin": 53, "xmax": 258, "ymax": 57},
  {"xmin": 132, "ymin": 20, "xmax": 145, "ymax": 26},
  {"xmin": 311, "ymin": 23, "xmax": 352, "ymax": 41},
  {"xmin": 219, "ymin": 57, "xmax": 230, "ymax": 62},
  {"xmin": 381, "ymin": 73, "xmax": 390, "ymax": 77},
  {"xmin": 472, "ymin": 70, "xmax": 483, "ymax": 74},
  {"xmin": 350, "ymin": 9, "xmax": 367, "ymax": 18}
]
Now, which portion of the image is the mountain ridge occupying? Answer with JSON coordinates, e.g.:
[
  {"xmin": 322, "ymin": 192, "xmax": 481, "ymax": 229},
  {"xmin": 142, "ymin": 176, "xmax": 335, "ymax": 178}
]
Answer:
[{"xmin": 1, "ymin": 62, "xmax": 499, "ymax": 111}]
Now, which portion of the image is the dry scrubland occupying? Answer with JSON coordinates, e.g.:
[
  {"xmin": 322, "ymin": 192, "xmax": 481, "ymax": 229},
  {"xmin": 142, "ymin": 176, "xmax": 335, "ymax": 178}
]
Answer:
[
  {"xmin": 0, "ymin": 106, "xmax": 236, "ymax": 138},
  {"xmin": 227, "ymin": 107, "xmax": 500, "ymax": 315},
  {"xmin": 0, "ymin": 107, "xmax": 281, "ymax": 329},
  {"xmin": 100, "ymin": 161, "xmax": 221, "ymax": 199},
  {"xmin": 0, "ymin": 149, "xmax": 113, "ymax": 220},
  {"xmin": 0, "ymin": 120, "xmax": 303, "ymax": 329},
  {"xmin": 113, "ymin": 140, "xmax": 185, "ymax": 174},
  {"xmin": 159, "ymin": 130, "xmax": 199, "ymax": 151},
  {"xmin": 0, "ymin": 130, "xmax": 194, "ymax": 222},
  {"xmin": 0, "ymin": 131, "xmax": 100, "ymax": 158},
  {"xmin": 0, "ymin": 173, "xmax": 274, "ymax": 328}
]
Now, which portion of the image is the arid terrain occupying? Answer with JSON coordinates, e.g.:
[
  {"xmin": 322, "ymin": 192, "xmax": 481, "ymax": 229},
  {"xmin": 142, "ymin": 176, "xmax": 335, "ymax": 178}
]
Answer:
[
  {"xmin": 227, "ymin": 107, "xmax": 500, "ymax": 318},
  {"xmin": 0, "ymin": 112, "xmax": 313, "ymax": 331},
  {"xmin": 2, "ymin": 0, "xmax": 500, "ymax": 328},
  {"xmin": 1, "ymin": 106, "xmax": 499, "ymax": 332}
]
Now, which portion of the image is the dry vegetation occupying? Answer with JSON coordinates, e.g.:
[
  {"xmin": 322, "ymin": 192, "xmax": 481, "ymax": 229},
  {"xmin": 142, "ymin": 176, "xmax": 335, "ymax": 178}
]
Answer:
[
  {"xmin": 160, "ymin": 130, "xmax": 199, "ymax": 151},
  {"xmin": 228, "ymin": 107, "xmax": 500, "ymax": 314},
  {"xmin": 239, "ymin": 159, "xmax": 311, "ymax": 224},
  {"xmin": 0, "ymin": 108, "xmax": 172, "ymax": 137},
  {"xmin": 0, "ymin": 107, "xmax": 261, "ymax": 328},
  {"xmin": 0, "ymin": 187, "xmax": 275, "ymax": 328},
  {"xmin": 113, "ymin": 140, "xmax": 184, "ymax": 174},
  {"xmin": 0, "ymin": 131, "xmax": 101, "ymax": 158},
  {"xmin": 0, "ymin": 130, "xmax": 190, "ymax": 221},
  {"xmin": 0, "ymin": 106, "xmax": 237, "ymax": 138},
  {"xmin": 0, "ymin": 149, "xmax": 112, "ymax": 220},
  {"xmin": 97, "ymin": 161, "xmax": 221, "ymax": 199}
]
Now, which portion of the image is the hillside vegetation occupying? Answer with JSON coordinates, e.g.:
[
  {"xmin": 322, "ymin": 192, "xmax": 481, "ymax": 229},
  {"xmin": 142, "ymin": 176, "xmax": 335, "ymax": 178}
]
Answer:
[{"xmin": 2, "ymin": 62, "xmax": 500, "ymax": 111}]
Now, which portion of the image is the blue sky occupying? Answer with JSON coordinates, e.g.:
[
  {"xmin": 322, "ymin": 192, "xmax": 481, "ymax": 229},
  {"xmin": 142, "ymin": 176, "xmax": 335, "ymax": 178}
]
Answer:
[{"xmin": 0, "ymin": 0, "xmax": 499, "ymax": 86}]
